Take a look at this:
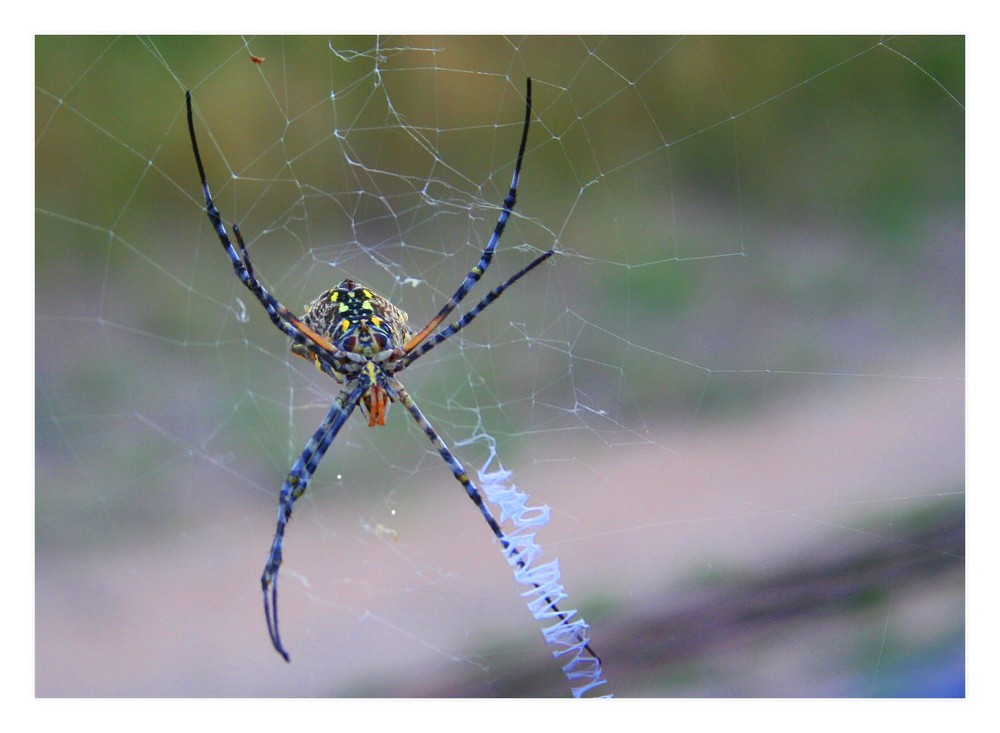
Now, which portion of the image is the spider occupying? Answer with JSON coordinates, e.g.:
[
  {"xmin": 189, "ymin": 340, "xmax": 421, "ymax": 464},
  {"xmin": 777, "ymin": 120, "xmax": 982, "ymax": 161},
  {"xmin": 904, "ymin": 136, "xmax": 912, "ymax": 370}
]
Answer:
[{"xmin": 186, "ymin": 79, "xmax": 600, "ymax": 664}]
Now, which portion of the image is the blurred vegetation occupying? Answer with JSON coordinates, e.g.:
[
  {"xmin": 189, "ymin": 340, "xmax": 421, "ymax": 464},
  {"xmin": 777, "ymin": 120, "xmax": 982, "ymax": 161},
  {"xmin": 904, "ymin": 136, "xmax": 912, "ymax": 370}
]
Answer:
[{"xmin": 36, "ymin": 35, "xmax": 963, "ymax": 266}]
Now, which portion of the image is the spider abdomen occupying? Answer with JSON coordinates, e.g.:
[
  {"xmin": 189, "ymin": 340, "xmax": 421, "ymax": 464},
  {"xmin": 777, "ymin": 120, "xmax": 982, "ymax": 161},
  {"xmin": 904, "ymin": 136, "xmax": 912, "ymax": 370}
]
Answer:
[{"xmin": 292, "ymin": 279, "xmax": 414, "ymax": 361}]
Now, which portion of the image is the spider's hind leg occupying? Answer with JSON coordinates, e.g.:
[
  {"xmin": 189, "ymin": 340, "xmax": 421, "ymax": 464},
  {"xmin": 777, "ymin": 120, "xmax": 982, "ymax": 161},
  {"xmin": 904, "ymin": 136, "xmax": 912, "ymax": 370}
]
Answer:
[
  {"xmin": 387, "ymin": 379, "xmax": 601, "ymax": 664},
  {"xmin": 260, "ymin": 382, "xmax": 366, "ymax": 661}
]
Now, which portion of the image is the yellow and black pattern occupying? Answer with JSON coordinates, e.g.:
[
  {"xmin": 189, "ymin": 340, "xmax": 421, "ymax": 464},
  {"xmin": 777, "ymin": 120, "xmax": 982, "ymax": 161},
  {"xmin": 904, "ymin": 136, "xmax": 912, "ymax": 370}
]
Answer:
[{"xmin": 292, "ymin": 279, "xmax": 414, "ymax": 367}]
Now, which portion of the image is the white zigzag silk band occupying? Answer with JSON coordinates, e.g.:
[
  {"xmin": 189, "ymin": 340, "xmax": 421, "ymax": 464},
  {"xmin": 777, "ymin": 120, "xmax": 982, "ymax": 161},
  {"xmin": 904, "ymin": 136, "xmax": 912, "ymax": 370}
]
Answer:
[{"xmin": 462, "ymin": 439, "xmax": 610, "ymax": 697}]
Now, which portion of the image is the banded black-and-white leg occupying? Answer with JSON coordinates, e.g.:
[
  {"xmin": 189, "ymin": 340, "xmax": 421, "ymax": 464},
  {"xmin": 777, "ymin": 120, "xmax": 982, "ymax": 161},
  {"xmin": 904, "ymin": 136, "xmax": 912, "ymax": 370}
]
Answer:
[
  {"xmin": 399, "ymin": 247, "xmax": 554, "ymax": 368},
  {"xmin": 387, "ymin": 379, "xmax": 601, "ymax": 663},
  {"xmin": 262, "ymin": 382, "xmax": 366, "ymax": 661},
  {"xmin": 186, "ymin": 91, "xmax": 346, "ymax": 375},
  {"xmin": 403, "ymin": 78, "xmax": 533, "ymax": 354}
]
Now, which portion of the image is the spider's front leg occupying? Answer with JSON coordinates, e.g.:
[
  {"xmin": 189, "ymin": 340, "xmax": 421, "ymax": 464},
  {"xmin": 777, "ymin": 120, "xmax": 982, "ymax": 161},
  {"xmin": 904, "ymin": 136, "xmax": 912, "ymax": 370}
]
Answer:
[
  {"xmin": 187, "ymin": 91, "xmax": 351, "ymax": 378},
  {"xmin": 402, "ymin": 77, "xmax": 533, "ymax": 355},
  {"xmin": 262, "ymin": 382, "xmax": 365, "ymax": 661}
]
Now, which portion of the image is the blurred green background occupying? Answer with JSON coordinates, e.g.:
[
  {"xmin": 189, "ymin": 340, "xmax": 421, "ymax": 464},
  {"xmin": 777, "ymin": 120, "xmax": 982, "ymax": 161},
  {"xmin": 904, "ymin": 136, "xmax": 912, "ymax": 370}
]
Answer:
[{"xmin": 36, "ymin": 36, "xmax": 963, "ymax": 697}]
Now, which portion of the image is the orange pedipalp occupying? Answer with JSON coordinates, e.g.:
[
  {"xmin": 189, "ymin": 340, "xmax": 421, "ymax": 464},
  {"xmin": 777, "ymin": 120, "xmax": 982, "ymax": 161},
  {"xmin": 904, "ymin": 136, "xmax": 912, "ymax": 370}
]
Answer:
[
  {"xmin": 365, "ymin": 383, "xmax": 388, "ymax": 427},
  {"xmin": 402, "ymin": 313, "xmax": 447, "ymax": 354},
  {"xmin": 280, "ymin": 307, "xmax": 336, "ymax": 353}
]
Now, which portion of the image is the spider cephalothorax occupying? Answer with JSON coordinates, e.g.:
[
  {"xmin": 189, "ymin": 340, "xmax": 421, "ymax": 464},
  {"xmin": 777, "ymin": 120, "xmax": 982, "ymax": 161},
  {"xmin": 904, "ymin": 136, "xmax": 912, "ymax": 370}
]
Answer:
[{"xmin": 186, "ymin": 78, "xmax": 598, "ymax": 665}]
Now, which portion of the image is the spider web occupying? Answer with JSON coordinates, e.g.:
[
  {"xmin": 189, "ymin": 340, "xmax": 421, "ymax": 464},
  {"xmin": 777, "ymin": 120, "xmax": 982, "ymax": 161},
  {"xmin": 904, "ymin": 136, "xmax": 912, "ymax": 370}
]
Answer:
[{"xmin": 35, "ymin": 33, "xmax": 967, "ymax": 706}]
